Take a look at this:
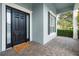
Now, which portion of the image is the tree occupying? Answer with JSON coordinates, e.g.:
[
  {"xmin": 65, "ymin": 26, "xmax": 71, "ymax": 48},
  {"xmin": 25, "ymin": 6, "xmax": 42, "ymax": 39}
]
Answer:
[
  {"xmin": 77, "ymin": 10, "xmax": 79, "ymax": 29},
  {"xmin": 57, "ymin": 11, "xmax": 73, "ymax": 30}
]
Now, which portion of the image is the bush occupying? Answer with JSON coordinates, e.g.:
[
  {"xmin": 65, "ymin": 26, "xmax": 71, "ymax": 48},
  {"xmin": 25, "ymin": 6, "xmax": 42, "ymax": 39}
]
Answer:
[
  {"xmin": 78, "ymin": 30, "xmax": 79, "ymax": 39},
  {"xmin": 57, "ymin": 29, "xmax": 73, "ymax": 38}
]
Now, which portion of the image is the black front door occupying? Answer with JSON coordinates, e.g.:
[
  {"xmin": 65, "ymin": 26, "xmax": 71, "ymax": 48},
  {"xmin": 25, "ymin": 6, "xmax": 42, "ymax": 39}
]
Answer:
[
  {"xmin": 6, "ymin": 6, "xmax": 30, "ymax": 48},
  {"xmin": 12, "ymin": 9, "xmax": 26, "ymax": 45}
]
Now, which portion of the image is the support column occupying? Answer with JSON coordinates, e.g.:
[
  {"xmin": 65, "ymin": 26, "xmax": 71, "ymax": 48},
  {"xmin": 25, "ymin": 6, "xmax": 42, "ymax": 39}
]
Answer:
[
  {"xmin": 73, "ymin": 9, "xmax": 78, "ymax": 39},
  {"xmin": 56, "ymin": 14, "xmax": 60, "ymax": 36}
]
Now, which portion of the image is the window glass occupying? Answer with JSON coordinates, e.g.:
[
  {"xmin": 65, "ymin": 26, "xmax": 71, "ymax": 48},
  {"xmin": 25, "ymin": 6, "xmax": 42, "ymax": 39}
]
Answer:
[
  {"xmin": 48, "ymin": 12, "xmax": 56, "ymax": 34},
  {"xmin": 7, "ymin": 8, "xmax": 11, "ymax": 44}
]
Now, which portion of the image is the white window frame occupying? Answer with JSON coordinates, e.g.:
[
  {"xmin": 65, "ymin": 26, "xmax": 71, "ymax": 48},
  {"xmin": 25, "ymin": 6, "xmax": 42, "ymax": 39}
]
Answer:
[{"xmin": 48, "ymin": 10, "xmax": 57, "ymax": 35}]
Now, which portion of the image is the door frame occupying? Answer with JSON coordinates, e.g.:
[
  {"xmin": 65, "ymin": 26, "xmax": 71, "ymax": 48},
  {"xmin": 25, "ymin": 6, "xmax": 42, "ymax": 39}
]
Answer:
[
  {"xmin": 6, "ymin": 6, "xmax": 30, "ymax": 48},
  {"xmin": 6, "ymin": 6, "xmax": 12, "ymax": 48},
  {"xmin": 2, "ymin": 3, "xmax": 32, "ymax": 51}
]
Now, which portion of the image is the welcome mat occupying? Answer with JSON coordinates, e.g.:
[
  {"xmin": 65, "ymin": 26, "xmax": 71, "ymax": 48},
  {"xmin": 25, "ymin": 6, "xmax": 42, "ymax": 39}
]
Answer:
[{"xmin": 13, "ymin": 42, "xmax": 31, "ymax": 53}]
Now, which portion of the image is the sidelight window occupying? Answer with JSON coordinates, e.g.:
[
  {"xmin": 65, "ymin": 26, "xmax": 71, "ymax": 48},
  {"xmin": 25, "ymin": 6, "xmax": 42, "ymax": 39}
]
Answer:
[{"xmin": 6, "ymin": 7, "xmax": 11, "ymax": 45}]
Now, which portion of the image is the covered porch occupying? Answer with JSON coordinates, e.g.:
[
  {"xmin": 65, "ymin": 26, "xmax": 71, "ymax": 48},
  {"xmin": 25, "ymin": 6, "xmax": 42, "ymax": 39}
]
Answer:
[
  {"xmin": 0, "ymin": 3, "xmax": 79, "ymax": 56},
  {"xmin": 55, "ymin": 3, "xmax": 78, "ymax": 39}
]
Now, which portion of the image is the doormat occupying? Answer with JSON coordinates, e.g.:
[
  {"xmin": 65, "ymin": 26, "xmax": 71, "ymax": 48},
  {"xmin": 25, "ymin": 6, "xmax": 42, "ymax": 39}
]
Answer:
[{"xmin": 13, "ymin": 42, "xmax": 31, "ymax": 53}]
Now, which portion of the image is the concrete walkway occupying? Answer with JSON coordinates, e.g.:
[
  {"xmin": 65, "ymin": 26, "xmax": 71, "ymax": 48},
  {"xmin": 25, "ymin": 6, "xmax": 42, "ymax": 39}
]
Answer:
[{"xmin": 0, "ymin": 36, "xmax": 79, "ymax": 56}]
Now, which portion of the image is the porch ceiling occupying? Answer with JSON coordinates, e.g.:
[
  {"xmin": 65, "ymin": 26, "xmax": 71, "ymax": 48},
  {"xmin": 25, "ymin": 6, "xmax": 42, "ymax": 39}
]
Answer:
[{"xmin": 54, "ymin": 3, "xmax": 74, "ymax": 14}]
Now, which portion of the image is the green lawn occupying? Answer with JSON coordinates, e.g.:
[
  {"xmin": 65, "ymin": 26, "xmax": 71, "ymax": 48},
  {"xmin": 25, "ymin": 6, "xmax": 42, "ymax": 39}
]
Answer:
[{"xmin": 57, "ymin": 29, "xmax": 73, "ymax": 38}]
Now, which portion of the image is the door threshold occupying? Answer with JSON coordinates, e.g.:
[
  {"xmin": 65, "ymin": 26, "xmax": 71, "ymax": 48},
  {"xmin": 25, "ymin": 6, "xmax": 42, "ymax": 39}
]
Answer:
[{"xmin": 6, "ymin": 47, "xmax": 12, "ymax": 50}]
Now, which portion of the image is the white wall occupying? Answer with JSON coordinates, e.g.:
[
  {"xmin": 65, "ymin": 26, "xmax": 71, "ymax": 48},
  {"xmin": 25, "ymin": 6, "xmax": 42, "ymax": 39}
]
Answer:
[{"xmin": 43, "ymin": 4, "xmax": 57, "ymax": 44}]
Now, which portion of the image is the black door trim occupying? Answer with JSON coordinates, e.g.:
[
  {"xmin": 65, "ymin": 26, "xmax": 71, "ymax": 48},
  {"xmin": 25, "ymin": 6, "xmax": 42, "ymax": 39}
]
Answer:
[
  {"xmin": 6, "ymin": 5, "xmax": 30, "ymax": 48},
  {"xmin": 6, "ymin": 6, "xmax": 13, "ymax": 48}
]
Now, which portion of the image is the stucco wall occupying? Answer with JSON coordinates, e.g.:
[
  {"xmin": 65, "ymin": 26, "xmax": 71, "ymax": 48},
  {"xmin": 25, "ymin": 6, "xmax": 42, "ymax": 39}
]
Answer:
[
  {"xmin": 32, "ymin": 3, "xmax": 43, "ymax": 44},
  {"xmin": 16, "ymin": 3, "xmax": 32, "ymax": 11},
  {"xmin": 0, "ymin": 3, "xmax": 2, "ymax": 52}
]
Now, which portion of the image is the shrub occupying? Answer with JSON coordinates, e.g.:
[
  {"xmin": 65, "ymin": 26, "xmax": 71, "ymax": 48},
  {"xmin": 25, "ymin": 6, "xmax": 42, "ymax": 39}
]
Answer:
[
  {"xmin": 57, "ymin": 29, "xmax": 73, "ymax": 38},
  {"xmin": 78, "ymin": 30, "xmax": 79, "ymax": 39}
]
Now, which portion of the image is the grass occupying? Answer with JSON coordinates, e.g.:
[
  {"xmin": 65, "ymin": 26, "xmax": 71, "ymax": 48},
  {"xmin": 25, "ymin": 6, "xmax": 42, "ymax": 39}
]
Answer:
[{"xmin": 57, "ymin": 29, "xmax": 73, "ymax": 38}]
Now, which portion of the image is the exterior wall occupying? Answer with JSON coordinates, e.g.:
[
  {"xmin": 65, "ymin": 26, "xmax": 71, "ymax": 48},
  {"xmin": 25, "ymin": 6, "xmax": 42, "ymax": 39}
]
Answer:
[
  {"xmin": 16, "ymin": 3, "xmax": 32, "ymax": 11},
  {"xmin": 32, "ymin": 3, "xmax": 57, "ymax": 44},
  {"xmin": 10, "ymin": 3, "xmax": 57, "ymax": 45},
  {"xmin": 32, "ymin": 3, "xmax": 43, "ymax": 44},
  {"xmin": 0, "ymin": 3, "xmax": 2, "ymax": 52},
  {"xmin": 45, "ymin": 4, "xmax": 56, "ymax": 14},
  {"xmin": 0, "ymin": 3, "xmax": 57, "ymax": 52},
  {"xmin": 43, "ymin": 4, "xmax": 57, "ymax": 44}
]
